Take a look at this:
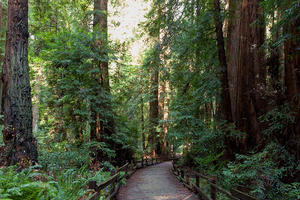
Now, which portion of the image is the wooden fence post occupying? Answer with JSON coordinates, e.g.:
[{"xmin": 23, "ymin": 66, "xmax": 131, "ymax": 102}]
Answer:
[
  {"xmin": 195, "ymin": 173, "xmax": 199, "ymax": 188},
  {"xmin": 130, "ymin": 160, "xmax": 134, "ymax": 170},
  {"xmin": 210, "ymin": 175, "xmax": 217, "ymax": 200},
  {"xmin": 186, "ymin": 168, "xmax": 190, "ymax": 185},
  {"xmin": 180, "ymin": 169, "xmax": 184, "ymax": 180}
]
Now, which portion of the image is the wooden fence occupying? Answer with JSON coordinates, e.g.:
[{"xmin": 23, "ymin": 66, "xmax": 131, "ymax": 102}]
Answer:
[
  {"xmin": 172, "ymin": 162, "xmax": 258, "ymax": 200},
  {"xmin": 86, "ymin": 156, "xmax": 162, "ymax": 200}
]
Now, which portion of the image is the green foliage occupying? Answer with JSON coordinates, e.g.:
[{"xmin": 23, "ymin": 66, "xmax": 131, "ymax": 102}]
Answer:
[
  {"xmin": 260, "ymin": 104, "xmax": 296, "ymax": 137},
  {"xmin": 39, "ymin": 30, "xmax": 100, "ymax": 140},
  {"xmin": 222, "ymin": 142, "xmax": 299, "ymax": 200},
  {"xmin": 0, "ymin": 164, "xmax": 110, "ymax": 200},
  {"xmin": 38, "ymin": 142, "xmax": 92, "ymax": 171},
  {"xmin": 142, "ymin": 0, "xmax": 300, "ymax": 199},
  {"xmin": 0, "ymin": 166, "xmax": 57, "ymax": 200},
  {"xmin": 1, "ymin": 0, "xmax": 298, "ymax": 199}
]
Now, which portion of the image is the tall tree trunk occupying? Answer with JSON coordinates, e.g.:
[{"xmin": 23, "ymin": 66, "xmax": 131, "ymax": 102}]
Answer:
[
  {"xmin": 238, "ymin": 0, "xmax": 265, "ymax": 149},
  {"xmin": 0, "ymin": 2, "xmax": 3, "ymax": 113},
  {"xmin": 0, "ymin": 2, "xmax": 2, "ymax": 62},
  {"xmin": 91, "ymin": 0, "xmax": 115, "ymax": 162},
  {"xmin": 149, "ymin": 63, "xmax": 159, "ymax": 156},
  {"xmin": 162, "ymin": 77, "xmax": 169, "ymax": 156},
  {"xmin": 284, "ymin": 18, "xmax": 300, "ymax": 159},
  {"xmin": 226, "ymin": 0, "xmax": 265, "ymax": 152},
  {"xmin": 158, "ymin": 70, "xmax": 164, "ymax": 155},
  {"xmin": 32, "ymin": 74, "xmax": 41, "ymax": 133},
  {"xmin": 214, "ymin": 0, "xmax": 233, "ymax": 123},
  {"xmin": 148, "ymin": 0, "xmax": 165, "ymax": 156},
  {"xmin": 1, "ymin": 0, "xmax": 38, "ymax": 166},
  {"xmin": 92, "ymin": 0, "xmax": 113, "ymax": 138},
  {"xmin": 213, "ymin": 0, "xmax": 234, "ymax": 159},
  {"xmin": 94, "ymin": 0, "xmax": 110, "ymax": 91},
  {"xmin": 141, "ymin": 94, "xmax": 146, "ymax": 151},
  {"xmin": 267, "ymin": 11, "xmax": 281, "ymax": 92},
  {"xmin": 226, "ymin": 0, "xmax": 242, "ymax": 125}
]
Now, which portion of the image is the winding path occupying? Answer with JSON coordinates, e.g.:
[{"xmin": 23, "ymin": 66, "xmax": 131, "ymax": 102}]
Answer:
[{"xmin": 117, "ymin": 162, "xmax": 199, "ymax": 200}]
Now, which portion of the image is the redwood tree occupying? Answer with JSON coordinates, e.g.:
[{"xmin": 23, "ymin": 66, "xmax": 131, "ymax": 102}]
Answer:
[
  {"xmin": 91, "ymin": 0, "xmax": 116, "ymax": 162},
  {"xmin": 213, "ymin": 0, "xmax": 234, "ymax": 158},
  {"xmin": 284, "ymin": 18, "xmax": 300, "ymax": 158},
  {"xmin": 1, "ymin": 0, "xmax": 38, "ymax": 165},
  {"xmin": 226, "ymin": 0, "xmax": 265, "ymax": 152}
]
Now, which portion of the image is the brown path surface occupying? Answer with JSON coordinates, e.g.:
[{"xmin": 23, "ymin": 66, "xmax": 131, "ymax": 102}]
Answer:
[{"xmin": 117, "ymin": 162, "xmax": 199, "ymax": 200}]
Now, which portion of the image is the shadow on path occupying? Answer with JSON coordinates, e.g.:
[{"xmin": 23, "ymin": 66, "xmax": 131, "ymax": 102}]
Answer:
[{"xmin": 117, "ymin": 161, "xmax": 199, "ymax": 200}]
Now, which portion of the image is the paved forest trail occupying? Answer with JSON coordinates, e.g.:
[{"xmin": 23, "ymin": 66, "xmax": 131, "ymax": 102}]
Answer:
[{"xmin": 117, "ymin": 161, "xmax": 199, "ymax": 200}]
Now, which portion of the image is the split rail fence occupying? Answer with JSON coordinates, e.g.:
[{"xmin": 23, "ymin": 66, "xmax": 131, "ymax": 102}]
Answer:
[{"xmin": 172, "ymin": 161, "xmax": 258, "ymax": 200}]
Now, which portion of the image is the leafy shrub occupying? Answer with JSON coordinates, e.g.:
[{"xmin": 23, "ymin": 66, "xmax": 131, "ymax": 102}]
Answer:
[
  {"xmin": 0, "ymin": 164, "xmax": 111, "ymax": 200},
  {"xmin": 38, "ymin": 142, "xmax": 91, "ymax": 172},
  {"xmin": 222, "ymin": 143, "xmax": 299, "ymax": 200},
  {"xmin": 0, "ymin": 166, "xmax": 58, "ymax": 200}
]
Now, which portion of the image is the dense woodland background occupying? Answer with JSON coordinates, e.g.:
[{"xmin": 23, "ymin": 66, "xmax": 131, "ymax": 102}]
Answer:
[{"xmin": 0, "ymin": 0, "xmax": 299, "ymax": 199}]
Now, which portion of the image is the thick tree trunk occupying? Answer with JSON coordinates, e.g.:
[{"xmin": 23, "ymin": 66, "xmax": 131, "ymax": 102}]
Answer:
[
  {"xmin": 0, "ymin": 2, "xmax": 3, "ymax": 113},
  {"xmin": 0, "ymin": 2, "xmax": 2, "ymax": 61},
  {"xmin": 238, "ymin": 0, "xmax": 264, "ymax": 149},
  {"xmin": 284, "ymin": 18, "xmax": 300, "ymax": 159},
  {"xmin": 226, "ymin": 0, "xmax": 242, "ymax": 125},
  {"xmin": 226, "ymin": 0, "xmax": 265, "ymax": 152},
  {"xmin": 1, "ymin": 0, "xmax": 38, "ymax": 166}
]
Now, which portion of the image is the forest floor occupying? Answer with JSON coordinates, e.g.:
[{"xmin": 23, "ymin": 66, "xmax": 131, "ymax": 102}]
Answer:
[{"xmin": 117, "ymin": 161, "xmax": 199, "ymax": 200}]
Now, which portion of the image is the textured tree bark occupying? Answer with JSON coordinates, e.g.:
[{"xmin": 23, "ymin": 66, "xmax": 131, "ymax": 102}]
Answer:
[
  {"xmin": 238, "ymin": 0, "xmax": 265, "ymax": 149},
  {"xmin": 0, "ymin": 2, "xmax": 3, "ymax": 113},
  {"xmin": 226, "ymin": 0, "xmax": 265, "ymax": 152},
  {"xmin": 226, "ymin": 0, "xmax": 241, "ymax": 125},
  {"xmin": 214, "ymin": 0, "xmax": 233, "ymax": 123},
  {"xmin": 0, "ymin": 2, "xmax": 2, "ymax": 62},
  {"xmin": 1, "ymin": 0, "xmax": 38, "ymax": 165},
  {"xmin": 94, "ymin": 0, "xmax": 110, "ymax": 91},
  {"xmin": 213, "ymin": 0, "xmax": 234, "ymax": 159},
  {"xmin": 284, "ymin": 18, "xmax": 300, "ymax": 159}
]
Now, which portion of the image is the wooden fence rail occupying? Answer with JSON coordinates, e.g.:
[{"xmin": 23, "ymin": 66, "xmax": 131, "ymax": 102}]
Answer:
[
  {"xmin": 172, "ymin": 162, "xmax": 257, "ymax": 200},
  {"xmin": 86, "ymin": 156, "xmax": 162, "ymax": 200}
]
